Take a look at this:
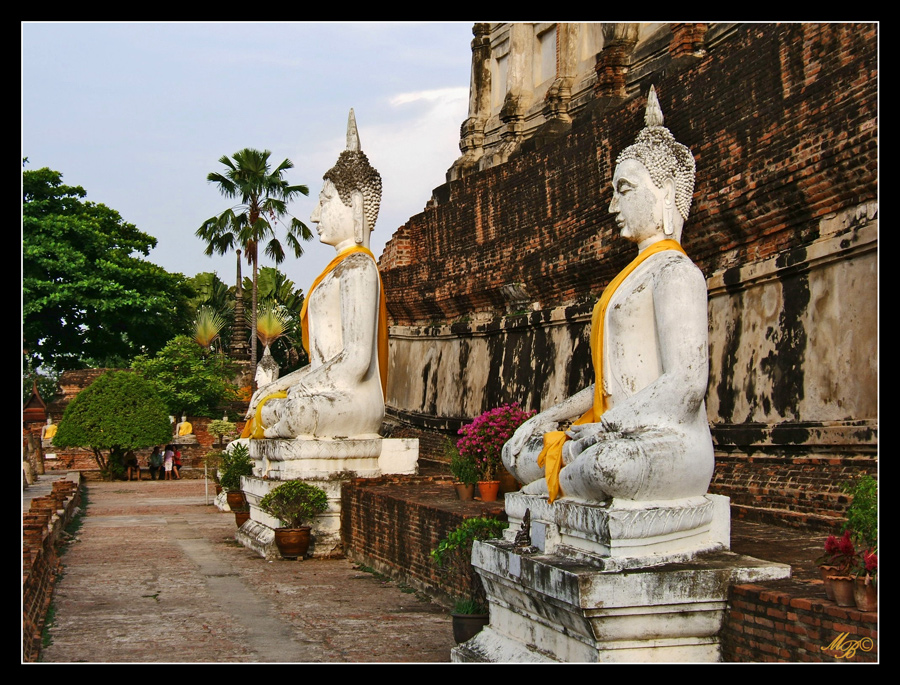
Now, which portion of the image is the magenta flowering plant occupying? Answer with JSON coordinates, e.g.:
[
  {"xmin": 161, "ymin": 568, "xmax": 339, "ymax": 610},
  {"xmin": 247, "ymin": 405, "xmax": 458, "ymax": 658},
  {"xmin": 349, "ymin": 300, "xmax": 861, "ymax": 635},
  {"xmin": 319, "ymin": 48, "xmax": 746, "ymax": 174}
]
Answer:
[{"xmin": 457, "ymin": 403, "xmax": 535, "ymax": 482}]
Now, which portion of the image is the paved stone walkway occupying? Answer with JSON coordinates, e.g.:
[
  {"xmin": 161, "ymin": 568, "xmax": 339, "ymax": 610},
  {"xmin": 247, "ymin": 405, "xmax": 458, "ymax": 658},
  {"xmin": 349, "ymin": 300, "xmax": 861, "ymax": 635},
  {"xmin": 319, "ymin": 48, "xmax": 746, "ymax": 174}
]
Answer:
[
  {"xmin": 32, "ymin": 473, "xmax": 828, "ymax": 663},
  {"xmin": 38, "ymin": 478, "xmax": 456, "ymax": 663}
]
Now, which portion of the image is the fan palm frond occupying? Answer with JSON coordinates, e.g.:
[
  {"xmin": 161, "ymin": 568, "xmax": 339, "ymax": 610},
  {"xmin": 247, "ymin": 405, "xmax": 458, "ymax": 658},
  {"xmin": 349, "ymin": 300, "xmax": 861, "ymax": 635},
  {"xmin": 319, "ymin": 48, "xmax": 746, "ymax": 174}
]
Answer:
[{"xmin": 194, "ymin": 306, "xmax": 227, "ymax": 349}]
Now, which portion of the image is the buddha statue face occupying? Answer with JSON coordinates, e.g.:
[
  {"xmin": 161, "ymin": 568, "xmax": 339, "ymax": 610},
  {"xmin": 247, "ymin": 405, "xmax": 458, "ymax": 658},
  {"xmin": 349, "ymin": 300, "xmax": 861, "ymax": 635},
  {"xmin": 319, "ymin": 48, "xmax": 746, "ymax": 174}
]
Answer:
[
  {"xmin": 609, "ymin": 158, "xmax": 675, "ymax": 247},
  {"xmin": 311, "ymin": 179, "xmax": 359, "ymax": 248}
]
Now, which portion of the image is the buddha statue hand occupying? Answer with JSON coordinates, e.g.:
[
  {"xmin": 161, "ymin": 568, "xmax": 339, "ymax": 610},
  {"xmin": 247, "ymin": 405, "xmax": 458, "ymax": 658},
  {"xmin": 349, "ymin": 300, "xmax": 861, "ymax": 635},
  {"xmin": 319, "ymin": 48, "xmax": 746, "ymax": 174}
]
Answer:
[{"xmin": 503, "ymin": 413, "xmax": 559, "ymax": 460}]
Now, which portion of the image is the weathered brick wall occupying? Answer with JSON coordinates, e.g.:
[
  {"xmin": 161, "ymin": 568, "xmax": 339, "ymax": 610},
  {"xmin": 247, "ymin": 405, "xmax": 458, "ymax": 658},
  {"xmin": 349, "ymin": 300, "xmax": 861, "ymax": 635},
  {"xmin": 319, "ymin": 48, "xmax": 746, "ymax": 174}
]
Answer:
[
  {"xmin": 713, "ymin": 455, "xmax": 877, "ymax": 532},
  {"xmin": 383, "ymin": 24, "xmax": 877, "ymax": 326},
  {"xmin": 22, "ymin": 477, "xmax": 82, "ymax": 662},
  {"xmin": 379, "ymin": 23, "xmax": 878, "ymax": 527},
  {"xmin": 722, "ymin": 581, "xmax": 878, "ymax": 662},
  {"xmin": 340, "ymin": 476, "xmax": 507, "ymax": 605}
]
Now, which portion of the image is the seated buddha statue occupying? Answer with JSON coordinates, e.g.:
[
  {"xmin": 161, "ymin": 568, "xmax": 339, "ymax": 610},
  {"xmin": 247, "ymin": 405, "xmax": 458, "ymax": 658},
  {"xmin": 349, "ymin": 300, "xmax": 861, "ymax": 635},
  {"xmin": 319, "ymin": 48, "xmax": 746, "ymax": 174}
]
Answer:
[
  {"xmin": 41, "ymin": 418, "xmax": 57, "ymax": 444},
  {"xmin": 502, "ymin": 87, "xmax": 714, "ymax": 503},
  {"xmin": 243, "ymin": 110, "xmax": 387, "ymax": 440},
  {"xmin": 175, "ymin": 416, "xmax": 193, "ymax": 437}
]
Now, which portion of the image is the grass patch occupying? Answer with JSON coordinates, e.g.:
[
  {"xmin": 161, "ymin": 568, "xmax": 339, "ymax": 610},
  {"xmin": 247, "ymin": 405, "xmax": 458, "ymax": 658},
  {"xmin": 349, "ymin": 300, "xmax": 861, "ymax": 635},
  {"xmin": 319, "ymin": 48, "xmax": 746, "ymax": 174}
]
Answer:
[
  {"xmin": 41, "ymin": 604, "xmax": 56, "ymax": 649},
  {"xmin": 354, "ymin": 563, "xmax": 391, "ymax": 582},
  {"xmin": 63, "ymin": 484, "xmax": 88, "ymax": 538},
  {"xmin": 354, "ymin": 565, "xmax": 433, "ymax": 603}
]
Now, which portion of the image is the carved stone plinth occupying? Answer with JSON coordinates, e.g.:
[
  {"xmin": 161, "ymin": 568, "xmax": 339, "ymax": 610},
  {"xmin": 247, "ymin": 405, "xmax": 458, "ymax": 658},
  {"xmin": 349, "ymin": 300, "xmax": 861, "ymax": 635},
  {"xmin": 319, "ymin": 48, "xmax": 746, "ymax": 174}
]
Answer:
[
  {"xmin": 235, "ymin": 437, "xmax": 418, "ymax": 559},
  {"xmin": 505, "ymin": 492, "xmax": 731, "ymax": 571},
  {"xmin": 453, "ymin": 493, "xmax": 790, "ymax": 662}
]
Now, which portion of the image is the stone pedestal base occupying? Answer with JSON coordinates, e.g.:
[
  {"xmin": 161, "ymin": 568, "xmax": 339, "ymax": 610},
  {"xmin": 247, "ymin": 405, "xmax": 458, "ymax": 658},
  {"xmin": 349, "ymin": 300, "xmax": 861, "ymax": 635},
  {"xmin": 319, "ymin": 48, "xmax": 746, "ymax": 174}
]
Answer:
[
  {"xmin": 453, "ymin": 493, "xmax": 790, "ymax": 662},
  {"xmin": 454, "ymin": 540, "xmax": 791, "ymax": 663},
  {"xmin": 235, "ymin": 437, "xmax": 418, "ymax": 559}
]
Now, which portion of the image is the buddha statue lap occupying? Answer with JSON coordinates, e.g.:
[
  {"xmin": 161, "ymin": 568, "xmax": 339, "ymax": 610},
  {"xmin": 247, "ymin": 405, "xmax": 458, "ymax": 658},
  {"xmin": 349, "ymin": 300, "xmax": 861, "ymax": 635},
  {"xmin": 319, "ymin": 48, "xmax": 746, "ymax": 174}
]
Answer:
[
  {"xmin": 244, "ymin": 110, "xmax": 387, "ymax": 440},
  {"xmin": 502, "ymin": 86, "xmax": 714, "ymax": 505}
]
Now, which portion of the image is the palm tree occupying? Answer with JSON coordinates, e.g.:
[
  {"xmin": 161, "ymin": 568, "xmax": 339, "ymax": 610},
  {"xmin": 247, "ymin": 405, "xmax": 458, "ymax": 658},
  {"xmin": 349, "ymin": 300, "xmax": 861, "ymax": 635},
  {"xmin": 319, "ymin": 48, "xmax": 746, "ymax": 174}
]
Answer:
[{"xmin": 196, "ymin": 148, "xmax": 313, "ymax": 371}]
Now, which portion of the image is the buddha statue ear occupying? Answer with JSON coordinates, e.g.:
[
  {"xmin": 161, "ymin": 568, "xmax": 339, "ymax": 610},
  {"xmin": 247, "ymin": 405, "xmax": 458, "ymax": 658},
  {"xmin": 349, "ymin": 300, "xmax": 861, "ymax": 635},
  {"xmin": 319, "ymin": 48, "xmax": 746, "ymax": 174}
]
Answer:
[
  {"xmin": 351, "ymin": 190, "xmax": 366, "ymax": 244},
  {"xmin": 662, "ymin": 177, "xmax": 676, "ymax": 237}
]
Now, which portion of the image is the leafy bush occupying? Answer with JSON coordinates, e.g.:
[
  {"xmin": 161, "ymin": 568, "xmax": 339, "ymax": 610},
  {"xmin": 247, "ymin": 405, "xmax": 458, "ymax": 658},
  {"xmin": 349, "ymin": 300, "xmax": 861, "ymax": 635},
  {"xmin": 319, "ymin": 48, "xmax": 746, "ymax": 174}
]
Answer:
[
  {"xmin": 457, "ymin": 403, "xmax": 534, "ymax": 481},
  {"xmin": 431, "ymin": 517, "xmax": 508, "ymax": 613},
  {"xmin": 207, "ymin": 419, "xmax": 237, "ymax": 445},
  {"xmin": 842, "ymin": 474, "xmax": 877, "ymax": 550},
  {"xmin": 219, "ymin": 442, "xmax": 253, "ymax": 492},
  {"xmin": 132, "ymin": 335, "xmax": 239, "ymax": 417},
  {"xmin": 446, "ymin": 439, "xmax": 479, "ymax": 486},
  {"xmin": 53, "ymin": 370, "xmax": 172, "ymax": 480},
  {"xmin": 258, "ymin": 480, "xmax": 328, "ymax": 529}
]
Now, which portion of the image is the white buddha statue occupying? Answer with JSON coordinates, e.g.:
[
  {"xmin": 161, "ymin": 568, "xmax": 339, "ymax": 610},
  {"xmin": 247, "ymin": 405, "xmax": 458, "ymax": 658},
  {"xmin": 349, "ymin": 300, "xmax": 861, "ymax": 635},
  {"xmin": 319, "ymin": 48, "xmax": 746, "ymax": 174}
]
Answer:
[
  {"xmin": 41, "ymin": 417, "xmax": 57, "ymax": 443},
  {"xmin": 243, "ymin": 110, "xmax": 387, "ymax": 440},
  {"xmin": 503, "ymin": 87, "xmax": 714, "ymax": 503},
  {"xmin": 175, "ymin": 415, "xmax": 193, "ymax": 437}
]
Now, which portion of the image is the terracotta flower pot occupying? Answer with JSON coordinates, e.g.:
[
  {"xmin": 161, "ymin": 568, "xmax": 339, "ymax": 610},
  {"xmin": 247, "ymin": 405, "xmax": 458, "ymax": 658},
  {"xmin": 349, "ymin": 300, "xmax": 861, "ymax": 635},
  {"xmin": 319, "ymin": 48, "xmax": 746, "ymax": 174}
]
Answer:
[
  {"xmin": 854, "ymin": 576, "xmax": 877, "ymax": 613},
  {"xmin": 451, "ymin": 613, "xmax": 489, "ymax": 644},
  {"xmin": 820, "ymin": 564, "xmax": 841, "ymax": 600},
  {"xmin": 454, "ymin": 483, "xmax": 475, "ymax": 501},
  {"xmin": 499, "ymin": 469, "xmax": 519, "ymax": 494},
  {"xmin": 477, "ymin": 481, "xmax": 500, "ymax": 502},
  {"xmin": 234, "ymin": 509, "xmax": 250, "ymax": 527},
  {"xmin": 827, "ymin": 575, "xmax": 856, "ymax": 607},
  {"xmin": 225, "ymin": 491, "xmax": 245, "ymax": 511},
  {"xmin": 274, "ymin": 526, "xmax": 311, "ymax": 560}
]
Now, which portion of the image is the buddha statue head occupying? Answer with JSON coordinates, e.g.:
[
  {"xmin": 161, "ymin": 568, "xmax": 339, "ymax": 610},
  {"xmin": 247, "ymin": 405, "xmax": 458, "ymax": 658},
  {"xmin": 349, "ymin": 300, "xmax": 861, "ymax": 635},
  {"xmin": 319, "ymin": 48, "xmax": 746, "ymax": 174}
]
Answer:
[
  {"xmin": 610, "ymin": 86, "xmax": 696, "ymax": 245},
  {"xmin": 312, "ymin": 109, "xmax": 383, "ymax": 249}
]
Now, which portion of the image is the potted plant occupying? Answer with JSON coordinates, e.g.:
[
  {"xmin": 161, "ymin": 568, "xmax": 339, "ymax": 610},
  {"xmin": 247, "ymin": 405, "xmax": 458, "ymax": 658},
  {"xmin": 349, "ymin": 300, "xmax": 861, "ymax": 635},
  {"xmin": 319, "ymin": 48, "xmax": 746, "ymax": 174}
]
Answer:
[
  {"xmin": 852, "ymin": 548, "xmax": 877, "ymax": 612},
  {"xmin": 456, "ymin": 403, "xmax": 534, "ymax": 502},
  {"xmin": 843, "ymin": 474, "xmax": 877, "ymax": 611},
  {"xmin": 817, "ymin": 530, "xmax": 858, "ymax": 606},
  {"xmin": 446, "ymin": 439, "xmax": 478, "ymax": 501},
  {"xmin": 219, "ymin": 442, "xmax": 253, "ymax": 511},
  {"xmin": 431, "ymin": 516, "xmax": 508, "ymax": 643},
  {"xmin": 203, "ymin": 449, "xmax": 225, "ymax": 494},
  {"xmin": 233, "ymin": 506, "xmax": 251, "ymax": 528},
  {"xmin": 258, "ymin": 479, "xmax": 329, "ymax": 560}
]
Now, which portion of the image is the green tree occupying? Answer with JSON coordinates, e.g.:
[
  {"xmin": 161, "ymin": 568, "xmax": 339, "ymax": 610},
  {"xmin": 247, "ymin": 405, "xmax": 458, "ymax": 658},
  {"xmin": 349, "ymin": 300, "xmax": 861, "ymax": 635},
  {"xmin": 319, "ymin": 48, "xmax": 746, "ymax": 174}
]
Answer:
[
  {"xmin": 132, "ymin": 335, "xmax": 240, "ymax": 417},
  {"xmin": 53, "ymin": 370, "xmax": 172, "ymax": 479},
  {"xmin": 23, "ymin": 165, "xmax": 193, "ymax": 372},
  {"xmin": 243, "ymin": 266, "xmax": 307, "ymax": 372},
  {"xmin": 196, "ymin": 148, "xmax": 313, "ymax": 371}
]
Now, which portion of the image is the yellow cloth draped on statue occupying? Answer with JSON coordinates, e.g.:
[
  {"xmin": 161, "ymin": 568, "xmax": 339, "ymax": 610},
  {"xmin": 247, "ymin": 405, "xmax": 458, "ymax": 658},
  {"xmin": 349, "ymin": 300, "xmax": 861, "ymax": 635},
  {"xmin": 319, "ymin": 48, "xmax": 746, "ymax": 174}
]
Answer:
[
  {"xmin": 177, "ymin": 422, "xmax": 193, "ymax": 436},
  {"xmin": 43, "ymin": 424, "xmax": 57, "ymax": 439},
  {"xmin": 537, "ymin": 239, "xmax": 688, "ymax": 502},
  {"xmin": 240, "ymin": 245, "xmax": 389, "ymax": 440}
]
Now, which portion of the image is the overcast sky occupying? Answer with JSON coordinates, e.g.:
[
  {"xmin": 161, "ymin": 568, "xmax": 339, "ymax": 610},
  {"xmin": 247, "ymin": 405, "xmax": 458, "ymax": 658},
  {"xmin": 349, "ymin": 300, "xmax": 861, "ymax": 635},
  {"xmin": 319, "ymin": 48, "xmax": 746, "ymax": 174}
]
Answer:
[{"xmin": 22, "ymin": 21, "xmax": 473, "ymax": 294}]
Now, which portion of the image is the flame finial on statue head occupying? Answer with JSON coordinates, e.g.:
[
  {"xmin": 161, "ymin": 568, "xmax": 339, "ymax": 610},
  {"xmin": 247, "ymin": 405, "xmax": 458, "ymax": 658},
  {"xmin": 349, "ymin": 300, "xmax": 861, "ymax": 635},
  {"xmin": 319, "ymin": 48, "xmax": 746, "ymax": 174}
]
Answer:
[
  {"xmin": 644, "ymin": 85, "xmax": 665, "ymax": 128},
  {"xmin": 346, "ymin": 108, "xmax": 361, "ymax": 153},
  {"xmin": 616, "ymin": 85, "xmax": 696, "ymax": 220},
  {"xmin": 324, "ymin": 109, "xmax": 382, "ymax": 232}
]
